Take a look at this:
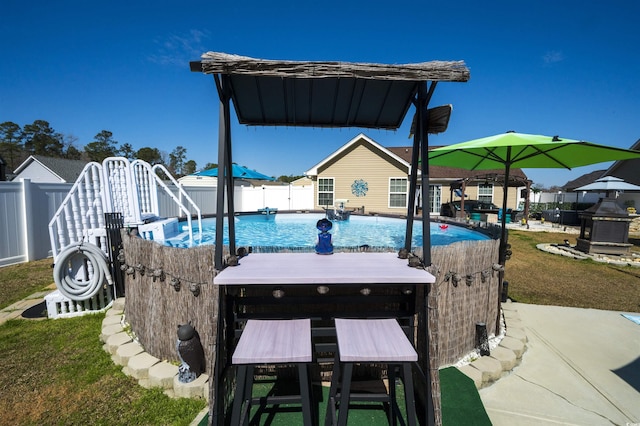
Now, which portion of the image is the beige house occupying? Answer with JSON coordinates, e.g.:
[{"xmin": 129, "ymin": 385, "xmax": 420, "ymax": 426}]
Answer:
[{"xmin": 305, "ymin": 133, "xmax": 528, "ymax": 216}]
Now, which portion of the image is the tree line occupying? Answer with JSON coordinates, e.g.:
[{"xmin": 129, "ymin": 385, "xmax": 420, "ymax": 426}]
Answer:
[
  {"xmin": 0, "ymin": 120, "xmax": 213, "ymax": 178},
  {"xmin": 0, "ymin": 119, "xmax": 305, "ymax": 182}
]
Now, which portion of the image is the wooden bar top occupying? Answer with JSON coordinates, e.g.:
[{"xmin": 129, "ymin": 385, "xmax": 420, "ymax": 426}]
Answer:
[{"xmin": 213, "ymin": 252, "xmax": 435, "ymax": 286}]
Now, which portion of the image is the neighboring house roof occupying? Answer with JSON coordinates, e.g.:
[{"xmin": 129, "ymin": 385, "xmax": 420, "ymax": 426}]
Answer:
[
  {"xmin": 386, "ymin": 146, "xmax": 528, "ymax": 181},
  {"xmin": 13, "ymin": 155, "xmax": 87, "ymax": 183},
  {"xmin": 602, "ymin": 138, "xmax": 640, "ymax": 185},
  {"xmin": 304, "ymin": 133, "xmax": 528, "ymax": 182},
  {"xmin": 562, "ymin": 169, "xmax": 606, "ymax": 191},
  {"xmin": 291, "ymin": 176, "xmax": 313, "ymax": 186},
  {"xmin": 305, "ymin": 133, "xmax": 410, "ymax": 176}
]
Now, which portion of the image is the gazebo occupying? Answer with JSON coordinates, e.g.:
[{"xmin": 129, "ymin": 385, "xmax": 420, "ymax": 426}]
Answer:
[{"xmin": 190, "ymin": 52, "xmax": 470, "ymax": 425}]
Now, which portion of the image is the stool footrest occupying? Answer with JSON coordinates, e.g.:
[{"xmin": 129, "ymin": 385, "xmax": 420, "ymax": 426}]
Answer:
[
  {"xmin": 254, "ymin": 394, "xmax": 306, "ymax": 405},
  {"xmin": 337, "ymin": 392, "xmax": 391, "ymax": 403}
]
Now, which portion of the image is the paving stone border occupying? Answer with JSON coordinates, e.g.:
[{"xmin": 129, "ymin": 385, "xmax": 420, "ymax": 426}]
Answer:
[
  {"xmin": 457, "ymin": 300, "xmax": 528, "ymax": 389},
  {"xmin": 100, "ymin": 298, "xmax": 210, "ymax": 401}
]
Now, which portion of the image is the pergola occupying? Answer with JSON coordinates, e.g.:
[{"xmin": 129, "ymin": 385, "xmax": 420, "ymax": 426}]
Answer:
[
  {"xmin": 450, "ymin": 172, "xmax": 533, "ymax": 220},
  {"xmin": 190, "ymin": 52, "xmax": 470, "ymax": 425},
  {"xmin": 190, "ymin": 52, "xmax": 470, "ymax": 269}
]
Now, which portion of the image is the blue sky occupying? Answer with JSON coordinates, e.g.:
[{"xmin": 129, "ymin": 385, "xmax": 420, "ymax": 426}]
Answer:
[{"xmin": 2, "ymin": 0, "xmax": 639, "ymax": 188}]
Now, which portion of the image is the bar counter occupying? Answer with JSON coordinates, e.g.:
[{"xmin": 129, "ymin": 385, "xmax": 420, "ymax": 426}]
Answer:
[{"xmin": 211, "ymin": 252, "xmax": 435, "ymax": 424}]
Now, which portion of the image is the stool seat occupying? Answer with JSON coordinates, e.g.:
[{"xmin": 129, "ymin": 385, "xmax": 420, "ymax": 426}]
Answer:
[
  {"xmin": 335, "ymin": 318, "xmax": 418, "ymax": 363},
  {"xmin": 231, "ymin": 319, "xmax": 315, "ymax": 425},
  {"xmin": 233, "ymin": 319, "xmax": 312, "ymax": 364},
  {"xmin": 327, "ymin": 318, "xmax": 418, "ymax": 426}
]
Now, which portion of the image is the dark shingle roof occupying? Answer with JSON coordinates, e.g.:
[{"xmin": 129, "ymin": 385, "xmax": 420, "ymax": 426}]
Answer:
[
  {"xmin": 562, "ymin": 169, "xmax": 606, "ymax": 191},
  {"xmin": 386, "ymin": 146, "xmax": 529, "ymax": 181},
  {"xmin": 31, "ymin": 155, "xmax": 87, "ymax": 183}
]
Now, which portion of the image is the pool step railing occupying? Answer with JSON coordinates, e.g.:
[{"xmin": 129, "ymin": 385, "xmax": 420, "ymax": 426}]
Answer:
[
  {"xmin": 47, "ymin": 157, "xmax": 202, "ymax": 319},
  {"xmin": 132, "ymin": 160, "xmax": 202, "ymax": 242}
]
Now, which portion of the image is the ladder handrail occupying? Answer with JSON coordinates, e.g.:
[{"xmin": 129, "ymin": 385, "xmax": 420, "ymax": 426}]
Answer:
[
  {"xmin": 129, "ymin": 159, "xmax": 160, "ymax": 221},
  {"xmin": 102, "ymin": 157, "xmax": 146, "ymax": 224},
  {"xmin": 146, "ymin": 162, "xmax": 203, "ymax": 242},
  {"xmin": 48, "ymin": 162, "xmax": 106, "ymax": 260}
]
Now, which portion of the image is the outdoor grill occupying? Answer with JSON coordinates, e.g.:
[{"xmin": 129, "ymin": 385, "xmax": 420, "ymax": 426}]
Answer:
[{"xmin": 576, "ymin": 198, "xmax": 632, "ymax": 255}]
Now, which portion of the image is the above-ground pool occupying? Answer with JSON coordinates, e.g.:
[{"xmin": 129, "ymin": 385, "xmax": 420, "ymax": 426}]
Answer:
[{"xmin": 164, "ymin": 213, "xmax": 490, "ymax": 250}]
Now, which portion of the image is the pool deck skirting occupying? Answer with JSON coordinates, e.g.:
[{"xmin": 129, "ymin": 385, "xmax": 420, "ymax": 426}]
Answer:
[{"xmin": 99, "ymin": 298, "xmax": 210, "ymax": 400}]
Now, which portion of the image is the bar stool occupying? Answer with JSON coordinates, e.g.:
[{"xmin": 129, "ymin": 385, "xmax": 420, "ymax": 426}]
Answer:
[
  {"xmin": 325, "ymin": 318, "xmax": 418, "ymax": 426},
  {"xmin": 231, "ymin": 318, "xmax": 315, "ymax": 425}
]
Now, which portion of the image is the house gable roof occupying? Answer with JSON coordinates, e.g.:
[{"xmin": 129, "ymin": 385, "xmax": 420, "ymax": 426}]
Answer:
[
  {"xmin": 304, "ymin": 133, "xmax": 410, "ymax": 176},
  {"xmin": 602, "ymin": 138, "xmax": 640, "ymax": 184},
  {"xmin": 13, "ymin": 155, "xmax": 87, "ymax": 183}
]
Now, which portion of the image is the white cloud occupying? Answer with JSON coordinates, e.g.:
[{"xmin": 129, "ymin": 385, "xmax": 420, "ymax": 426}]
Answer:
[
  {"xmin": 543, "ymin": 50, "xmax": 565, "ymax": 65},
  {"xmin": 148, "ymin": 30, "xmax": 210, "ymax": 66}
]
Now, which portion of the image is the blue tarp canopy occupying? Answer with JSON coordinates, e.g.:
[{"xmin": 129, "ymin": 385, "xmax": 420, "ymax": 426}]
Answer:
[{"xmin": 194, "ymin": 163, "xmax": 275, "ymax": 181}]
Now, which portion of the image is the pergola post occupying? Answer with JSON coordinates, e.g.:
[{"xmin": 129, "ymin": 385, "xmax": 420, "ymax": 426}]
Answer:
[
  {"xmin": 213, "ymin": 74, "xmax": 236, "ymax": 271},
  {"xmin": 405, "ymin": 81, "xmax": 435, "ymax": 266}
]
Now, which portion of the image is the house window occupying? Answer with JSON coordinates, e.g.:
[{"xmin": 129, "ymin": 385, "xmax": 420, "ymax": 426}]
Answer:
[
  {"xmin": 318, "ymin": 178, "xmax": 334, "ymax": 207},
  {"xmin": 389, "ymin": 178, "xmax": 408, "ymax": 208},
  {"xmin": 478, "ymin": 183, "xmax": 493, "ymax": 203}
]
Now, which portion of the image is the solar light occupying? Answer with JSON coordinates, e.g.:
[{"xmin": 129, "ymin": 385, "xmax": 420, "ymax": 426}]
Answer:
[
  {"xmin": 360, "ymin": 287, "xmax": 371, "ymax": 296},
  {"xmin": 317, "ymin": 286, "xmax": 330, "ymax": 295}
]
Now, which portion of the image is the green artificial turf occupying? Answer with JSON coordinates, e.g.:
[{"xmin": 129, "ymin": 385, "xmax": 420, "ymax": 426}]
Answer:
[
  {"xmin": 199, "ymin": 366, "xmax": 491, "ymax": 425},
  {"xmin": 440, "ymin": 367, "xmax": 492, "ymax": 426}
]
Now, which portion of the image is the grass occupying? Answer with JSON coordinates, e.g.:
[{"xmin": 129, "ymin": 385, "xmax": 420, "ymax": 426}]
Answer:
[
  {"xmin": 0, "ymin": 314, "xmax": 206, "ymax": 426},
  {"xmin": 505, "ymin": 230, "xmax": 640, "ymax": 312},
  {"xmin": 1, "ymin": 228, "xmax": 639, "ymax": 425},
  {"xmin": 0, "ymin": 258, "xmax": 54, "ymax": 309}
]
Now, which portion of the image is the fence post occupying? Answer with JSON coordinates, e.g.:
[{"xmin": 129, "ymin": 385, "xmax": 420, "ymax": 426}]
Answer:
[
  {"xmin": 105, "ymin": 213, "xmax": 126, "ymax": 297},
  {"xmin": 21, "ymin": 178, "xmax": 36, "ymax": 262}
]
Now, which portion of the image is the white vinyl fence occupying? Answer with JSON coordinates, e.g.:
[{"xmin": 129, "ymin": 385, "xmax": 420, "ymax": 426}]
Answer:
[
  {"xmin": 0, "ymin": 179, "xmax": 72, "ymax": 267},
  {"xmin": 0, "ymin": 180, "xmax": 314, "ymax": 267}
]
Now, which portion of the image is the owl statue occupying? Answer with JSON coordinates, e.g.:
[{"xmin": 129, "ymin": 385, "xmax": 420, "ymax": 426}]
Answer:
[{"xmin": 176, "ymin": 323, "xmax": 206, "ymax": 383}]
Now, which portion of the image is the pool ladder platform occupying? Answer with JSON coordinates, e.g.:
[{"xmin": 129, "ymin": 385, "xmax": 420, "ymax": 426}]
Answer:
[{"xmin": 47, "ymin": 157, "xmax": 202, "ymax": 319}]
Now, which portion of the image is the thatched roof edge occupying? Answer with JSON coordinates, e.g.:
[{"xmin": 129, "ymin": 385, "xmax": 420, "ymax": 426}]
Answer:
[{"xmin": 195, "ymin": 52, "xmax": 470, "ymax": 82}]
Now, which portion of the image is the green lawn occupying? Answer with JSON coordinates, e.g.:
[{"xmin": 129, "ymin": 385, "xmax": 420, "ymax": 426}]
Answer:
[{"xmin": 0, "ymin": 314, "xmax": 206, "ymax": 426}]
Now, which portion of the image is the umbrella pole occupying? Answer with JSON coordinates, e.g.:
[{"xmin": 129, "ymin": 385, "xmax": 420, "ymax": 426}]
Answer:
[{"xmin": 497, "ymin": 153, "xmax": 511, "ymax": 336}]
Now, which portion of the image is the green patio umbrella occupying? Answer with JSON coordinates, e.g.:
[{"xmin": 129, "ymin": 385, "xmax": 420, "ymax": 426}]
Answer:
[
  {"xmin": 428, "ymin": 131, "xmax": 640, "ymax": 330},
  {"xmin": 429, "ymin": 131, "xmax": 640, "ymax": 261}
]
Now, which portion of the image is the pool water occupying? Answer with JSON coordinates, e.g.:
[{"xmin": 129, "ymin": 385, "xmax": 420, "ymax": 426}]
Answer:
[{"xmin": 164, "ymin": 213, "xmax": 489, "ymax": 250}]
